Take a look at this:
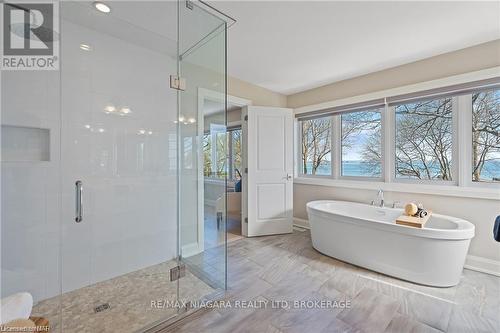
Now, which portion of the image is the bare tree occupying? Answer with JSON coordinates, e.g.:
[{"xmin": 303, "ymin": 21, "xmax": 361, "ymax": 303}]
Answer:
[
  {"xmin": 301, "ymin": 118, "xmax": 331, "ymax": 174},
  {"xmin": 472, "ymin": 91, "xmax": 500, "ymax": 181},
  {"xmin": 215, "ymin": 133, "xmax": 227, "ymax": 177},
  {"xmin": 342, "ymin": 111, "xmax": 381, "ymax": 176},
  {"xmin": 203, "ymin": 134, "xmax": 212, "ymax": 177},
  {"xmin": 393, "ymin": 99, "xmax": 453, "ymax": 180}
]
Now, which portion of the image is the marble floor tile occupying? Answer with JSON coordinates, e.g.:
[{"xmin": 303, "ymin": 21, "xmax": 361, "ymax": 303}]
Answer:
[
  {"xmin": 263, "ymin": 267, "xmax": 329, "ymax": 302},
  {"xmin": 258, "ymin": 254, "xmax": 308, "ymax": 285},
  {"xmin": 168, "ymin": 231, "xmax": 500, "ymax": 333},
  {"xmin": 385, "ymin": 314, "xmax": 442, "ymax": 333},
  {"xmin": 319, "ymin": 318, "xmax": 362, "ymax": 333},
  {"xmin": 398, "ymin": 289, "xmax": 453, "ymax": 331},
  {"xmin": 337, "ymin": 287, "xmax": 401, "ymax": 333},
  {"xmin": 317, "ymin": 264, "xmax": 362, "ymax": 298},
  {"xmin": 447, "ymin": 306, "xmax": 499, "ymax": 333}
]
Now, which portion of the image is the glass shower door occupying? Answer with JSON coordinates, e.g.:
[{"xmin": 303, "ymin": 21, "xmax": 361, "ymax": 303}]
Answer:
[
  {"xmin": 59, "ymin": 2, "xmax": 180, "ymax": 332},
  {"xmin": 178, "ymin": 0, "xmax": 231, "ymax": 301}
]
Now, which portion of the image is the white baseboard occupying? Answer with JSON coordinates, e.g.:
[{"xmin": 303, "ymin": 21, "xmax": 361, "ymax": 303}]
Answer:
[
  {"xmin": 181, "ymin": 242, "xmax": 202, "ymax": 258},
  {"xmin": 464, "ymin": 255, "xmax": 500, "ymax": 277},
  {"xmin": 293, "ymin": 217, "xmax": 310, "ymax": 229},
  {"xmin": 292, "ymin": 216, "xmax": 500, "ymax": 277}
]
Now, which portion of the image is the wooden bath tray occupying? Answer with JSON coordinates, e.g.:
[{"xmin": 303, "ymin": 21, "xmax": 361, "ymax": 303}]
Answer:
[
  {"xmin": 396, "ymin": 211, "xmax": 432, "ymax": 228},
  {"xmin": 30, "ymin": 317, "xmax": 50, "ymax": 332}
]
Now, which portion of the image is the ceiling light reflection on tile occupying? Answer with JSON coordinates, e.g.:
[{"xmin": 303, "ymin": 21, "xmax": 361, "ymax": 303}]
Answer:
[
  {"xmin": 104, "ymin": 105, "xmax": 116, "ymax": 114},
  {"xmin": 93, "ymin": 1, "xmax": 111, "ymax": 13},
  {"xmin": 80, "ymin": 43, "xmax": 92, "ymax": 51}
]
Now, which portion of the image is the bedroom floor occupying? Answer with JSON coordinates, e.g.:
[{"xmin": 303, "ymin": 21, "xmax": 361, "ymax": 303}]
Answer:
[{"xmin": 164, "ymin": 229, "xmax": 500, "ymax": 333}]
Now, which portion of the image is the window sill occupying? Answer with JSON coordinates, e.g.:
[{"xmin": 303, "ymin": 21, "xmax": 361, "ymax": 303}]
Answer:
[{"xmin": 294, "ymin": 177, "xmax": 500, "ymax": 201}]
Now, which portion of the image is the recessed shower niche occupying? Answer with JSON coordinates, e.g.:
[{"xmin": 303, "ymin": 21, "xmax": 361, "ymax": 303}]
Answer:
[{"xmin": 1, "ymin": 125, "xmax": 50, "ymax": 162}]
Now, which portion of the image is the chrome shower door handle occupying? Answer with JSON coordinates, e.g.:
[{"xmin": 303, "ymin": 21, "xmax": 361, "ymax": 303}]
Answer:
[{"xmin": 75, "ymin": 180, "xmax": 83, "ymax": 223}]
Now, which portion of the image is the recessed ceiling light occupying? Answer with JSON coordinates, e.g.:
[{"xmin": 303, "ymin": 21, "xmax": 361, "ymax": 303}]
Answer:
[
  {"xmin": 120, "ymin": 107, "xmax": 131, "ymax": 114},
  {"xmin": 148, "ymin": 131, "xmax": 153, "ymax": 135},
  {"xmin": 80, "ymin": 43, "xmax": 92, "ymax": 51},
  {"xmin": 84, "ymin": 124, "xmax": 91, "ymax": 129},
  {"xmin": 93, "ymin": 1, "xmax": 111, "ymax": 13},
  {"xmin": 188, "ymin": 118, "xmax": 196, "ymax": 123},
  {"xmin": 98, "ymin": 128, "xmax": 105, "ymax": 133}
]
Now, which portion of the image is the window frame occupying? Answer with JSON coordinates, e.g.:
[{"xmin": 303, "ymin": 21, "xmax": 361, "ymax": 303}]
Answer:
[
  {"xmin": 338, "ymin": 109, "xmax": 384, "ymax": 182},
  {"xmin": 296, "ymin": 91, "xmax": 499, "ymax": 189},
  {"xmin": 459, "ymin": 91, "xmax": 500, "ymax": 188},
  {"xmin": 390, "ymin": 97, "xmax": 458, "ymax": 186},
  {"xmin": 203, "ymin": 126, "xmax": 242, "ymax": 181},
  {"xmin": 297, "ymin": 116, "xmax": 334, "ymax": 178}
]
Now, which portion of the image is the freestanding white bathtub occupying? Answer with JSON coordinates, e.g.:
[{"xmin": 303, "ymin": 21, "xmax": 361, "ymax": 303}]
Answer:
[{"xmin": 307, "ymin": 200, "xmax": 475, "ymax": 287}]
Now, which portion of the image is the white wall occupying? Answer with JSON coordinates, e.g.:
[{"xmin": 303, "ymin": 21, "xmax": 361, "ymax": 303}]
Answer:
[
  {"xmin": 1, "ymin": 20, "xmax": 178, "ymax": 302},
  {"xmin": 288, "ymin": 42, "xmax": 500, "ymax": 273}
]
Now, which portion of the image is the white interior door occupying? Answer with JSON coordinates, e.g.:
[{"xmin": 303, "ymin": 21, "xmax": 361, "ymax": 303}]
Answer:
[{"xmin": 243, "ymin": 106, "xmax": 294, "ymax": 237}]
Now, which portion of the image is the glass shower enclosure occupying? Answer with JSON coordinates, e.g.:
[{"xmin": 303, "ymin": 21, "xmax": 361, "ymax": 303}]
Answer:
[{"xmin": 0, "ymin": 1, "xmax": 231, "ymax": 332}]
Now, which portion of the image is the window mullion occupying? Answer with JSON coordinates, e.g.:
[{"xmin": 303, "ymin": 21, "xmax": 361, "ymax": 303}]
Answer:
[
  {"xmin": 211, "ymin": 132, "xmax": 217, "ymax": 177},
  {"xmin": 384, "ymin": 105, "xmax": 394, "ymax": 183},
  {"xmin": 332, "ymin": 115, "xmax": 340, "ymax": 179},
  {"xmin": 228, "ymin": 131, "xmax": 233, "ymax": 180},
  {"xmin": 458, "ymin": 94, "xmax": 472, "ymax": 187}
]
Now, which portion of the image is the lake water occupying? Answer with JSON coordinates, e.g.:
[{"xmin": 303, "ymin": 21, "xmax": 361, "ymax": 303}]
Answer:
[{"xmin": 306, "ymin": 160, "xmax": 500, "ymax": 181}]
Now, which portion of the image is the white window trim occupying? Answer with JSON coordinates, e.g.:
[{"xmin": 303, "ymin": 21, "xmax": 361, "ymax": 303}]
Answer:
[
  {"xmin": 294, "ymin": 67, "xmax": 500, "ymax": 200},
  {"xmin": 294, "ymin": 176, "xmax": 500, "ymax": 200}
]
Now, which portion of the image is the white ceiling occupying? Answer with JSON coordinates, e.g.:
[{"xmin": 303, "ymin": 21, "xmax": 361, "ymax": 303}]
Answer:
[{"xmin": 213, "ymin": 1, "xmax": 500, "ymax": 95}]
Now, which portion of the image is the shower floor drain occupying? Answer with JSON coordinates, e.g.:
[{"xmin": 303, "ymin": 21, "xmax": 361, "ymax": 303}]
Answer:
[{"xmin": 94, "ymin": 303, "xmax": 110, "ymax": 313}]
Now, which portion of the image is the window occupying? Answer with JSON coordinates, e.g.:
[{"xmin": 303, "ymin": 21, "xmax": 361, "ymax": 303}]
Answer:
[
  {"xmin": 341, "ymin": 110, "xmax": 382, "ymax": 177},
  {"xmin": 230, "ymin": 129, "xmax": 242, "ymax": 179},
  {"xmin": 300, "ymin": 117, "xmax": 332, "ymax": 176},
  {"xmin": 395, "ymin": 98, "xmax": 453, "ymax": 180},
  {"xmin": 203, "ymin": 134, "xmax": 212, "ymax": 177},
  {"xmin": 472, "ymin": 89, "xmax": 500, "ymax": 182},
  {"xmin": 203, "ymin": 128, "xmax": 242, "ymax": 180},
  {"xmin": 296, "ymin": 78, "xmax": 500, "ymax": 191}
]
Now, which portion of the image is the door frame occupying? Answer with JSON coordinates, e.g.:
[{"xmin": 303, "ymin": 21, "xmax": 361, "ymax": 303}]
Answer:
[{"xmin": 186, "ymin": 88, "xmax": 251, "ymax": 256}]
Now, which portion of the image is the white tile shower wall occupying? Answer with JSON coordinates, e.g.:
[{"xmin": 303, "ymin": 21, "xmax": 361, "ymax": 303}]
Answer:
[
  {"xmin": 1, "ymin": 20, "xmax": 178, "ymax": 303},
  {"xmin": 1, "ymin": 70, "xmax": 62, "ymax": 303},
  {"xmin": 59, "ymin": 21, "xmax": 177, "ymax": 293}
]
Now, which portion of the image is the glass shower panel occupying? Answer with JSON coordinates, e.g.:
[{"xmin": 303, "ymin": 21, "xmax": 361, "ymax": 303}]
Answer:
[
  {"xmin": 58, "ymin": 2, "xmax": 179, "ymax": 332},
  {"xmin": 178, "ymin": 0, "xmax": 229, "ymax": 299},
  {"xmin": 1, "ymin": 1, "xmax": 231, "ymax": 332}
]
